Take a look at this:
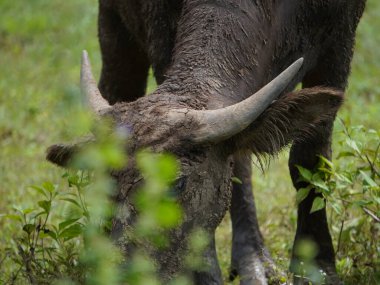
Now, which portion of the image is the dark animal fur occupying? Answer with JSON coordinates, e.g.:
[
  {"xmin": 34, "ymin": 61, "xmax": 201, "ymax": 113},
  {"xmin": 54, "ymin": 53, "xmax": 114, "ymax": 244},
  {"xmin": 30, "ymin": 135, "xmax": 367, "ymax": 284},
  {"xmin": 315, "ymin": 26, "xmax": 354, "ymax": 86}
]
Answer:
[{"xmin": 47, "ymin": 1, "xmax": 366, "ymax": 284}]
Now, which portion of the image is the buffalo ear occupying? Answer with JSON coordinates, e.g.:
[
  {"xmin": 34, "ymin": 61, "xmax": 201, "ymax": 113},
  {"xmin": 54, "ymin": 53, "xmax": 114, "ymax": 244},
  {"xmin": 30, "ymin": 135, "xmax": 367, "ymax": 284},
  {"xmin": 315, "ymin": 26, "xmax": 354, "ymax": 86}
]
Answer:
[
  {"xmin": 46, "ymin": 143, "xmax": 80, "ymax": 167},
  {"xmin": 231, "ymin": 87, "xmax": 344, "ymax": 155},
  {"xmin": 46, "ymin": 136, "xmax": 96, "ymax": 168}
]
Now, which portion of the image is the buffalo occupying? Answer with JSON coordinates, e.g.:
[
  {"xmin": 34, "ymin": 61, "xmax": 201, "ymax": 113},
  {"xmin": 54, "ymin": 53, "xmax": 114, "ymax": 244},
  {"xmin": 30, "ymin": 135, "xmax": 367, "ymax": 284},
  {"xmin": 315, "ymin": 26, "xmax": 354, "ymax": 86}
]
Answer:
[{"xmin": 47, "ymin": 0, "xmax": 367, "ymax": 284}]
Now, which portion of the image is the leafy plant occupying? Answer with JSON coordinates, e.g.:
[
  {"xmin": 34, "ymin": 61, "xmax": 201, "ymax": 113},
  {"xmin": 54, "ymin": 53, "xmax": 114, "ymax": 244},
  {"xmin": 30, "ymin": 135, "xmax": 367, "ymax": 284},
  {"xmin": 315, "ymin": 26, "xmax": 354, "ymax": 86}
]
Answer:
[
  {"xmin": 295, "ymin": 121, "xmax": 380, "ymax": 284},
  {"xmin": 1, "ymin": 174, "xmax": 88, "ymax": 284}
]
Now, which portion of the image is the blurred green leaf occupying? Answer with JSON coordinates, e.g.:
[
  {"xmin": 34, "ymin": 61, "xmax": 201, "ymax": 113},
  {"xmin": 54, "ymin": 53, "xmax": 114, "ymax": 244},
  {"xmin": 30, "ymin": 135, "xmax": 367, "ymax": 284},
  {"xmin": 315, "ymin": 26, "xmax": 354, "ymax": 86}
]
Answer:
[
  {"xmin": 310, "ymin": 197, "xmax": 325, "ymax": 213},
  {"xmin": 30, "ymin": 185, "xmax": 48, "ymax": 198},
  {"xmin": 311, "ymin": 174, "xmax": 330, "ymax": 192},
  {"xmin": 155, "ymin": 201, "xmax": 182, "ymax": 228},
  {"xmin": 61, "ymin": 197, "xmax": 81, "ymax": 208},
  {"xmin": 23, "ymin": 223, "xmax": 36, "ymax": 235},
  {"xmin": 296, "ymin": 165, "xmax": 312, "ymax": 182},
  {"xmin": 42, "ymin": 181, "xmax": 55, "ymax": 193},
  {"xmin": 231, "ymin": 176, "xmax": 243, "ymax": 185},
  {"xmin": 2, "ymin": 214, "xmax": 23, "ymax": 222},
  {"xmin": 331, "ymin": 202, "xmax": 343, "ymax": 215},
  {"xmin": 294, "ymin": 239, "xmax": 318, "ymax": 260},
  {"xmin": 59, "ymin": 224, "xmax": 83, "ymax": 240},
  {"xmin": 354, "ymin": 200, "xmax": 372, "ymax": 207},
  {"xmin": 359, "ymin": 170, "xmax": 378, "ymax": 187},
  {"xmin": 137, "ymin": 151, "xmax": 178, "ymax": 184},
  {"xmin": 318, "ymin": 155, "xmax": 334, "ymax": 170},
  {"xmin": 337, "ymin": 151, "xmax": 356, "ymax": 159},
  {"xmin": 68, "ymin": 175, "xmax": 80, "ymax": 187},
  {"xmin": 44, "ymin": 230, "xmax": 58, "ymax": 241},
  {"xmin": 296, "ymin": 187, "xmax": 311, "ymax": 205},
  {"xmin": 346, "ymin": 138, "xmax": 361, "ymax": 154},
  {"xmin": 21, "ymin": 208, "xmax": 35, "ymax": 215},
  {"xmin": 38, "ymin": 200, "xmax": 51, "ymax": 213},
  {"xmin": 59, "ymin": 218, "xmax": 81, "ymax": 232}
]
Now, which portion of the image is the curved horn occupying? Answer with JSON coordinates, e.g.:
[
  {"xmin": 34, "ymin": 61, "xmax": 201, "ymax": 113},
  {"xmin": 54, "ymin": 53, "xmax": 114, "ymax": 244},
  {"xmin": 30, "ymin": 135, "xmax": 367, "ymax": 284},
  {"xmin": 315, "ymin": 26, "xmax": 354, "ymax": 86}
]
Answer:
[
  {"xmin": 189, "ymin": 57, "xmax": 304, "ymax": 143},
  {"xmin": 81, "ymin": 50, "xmax": 112, "ymax": 115}
]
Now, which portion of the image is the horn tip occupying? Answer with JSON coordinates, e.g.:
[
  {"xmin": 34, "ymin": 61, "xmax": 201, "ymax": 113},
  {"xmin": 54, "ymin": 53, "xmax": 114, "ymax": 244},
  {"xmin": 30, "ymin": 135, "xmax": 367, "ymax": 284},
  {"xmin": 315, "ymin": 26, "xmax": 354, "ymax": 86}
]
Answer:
[
  {"xmin": 287, "ymin": 57, "xmax": 304, "ymax": 75},
  {"xmin": 295, "ymin": 57, "xmax": 304, "ymax": 67},
  {"xmin": 81, "ymin": 50, "xmax": 89, "ymax": 66}
]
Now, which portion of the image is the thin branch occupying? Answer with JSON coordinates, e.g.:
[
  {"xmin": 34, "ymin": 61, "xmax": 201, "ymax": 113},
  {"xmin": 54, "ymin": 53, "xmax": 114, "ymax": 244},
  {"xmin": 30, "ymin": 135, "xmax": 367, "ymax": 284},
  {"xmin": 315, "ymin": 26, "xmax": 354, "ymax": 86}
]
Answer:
[
  {"xmin": 18, "ymin": 245, "xmax": 36, "ymax": 285},
  {"xmin": 336, "ymin": 218, "xmax": 345, "ymax": 254},
  {"xmin": 335, "ymin": 197, "xmax": 380, "ymax": 223},
  {"xmin": 373, "ymin": 141, "xmax": 380, "ymax": 165},
  {"xmin": 363, "ymin": 207, "xmax": 380, "ymax": 224},
  {"xmin": 8, "ymin": 265, "xmax": 22, "ymax": 285},
  {"xmin": 0, "ymin": 253, "xmax": 7, "ymax": 268},
  {"xmin": 364, "ymin": 154, "xmax": 380, "ymax": 178}
]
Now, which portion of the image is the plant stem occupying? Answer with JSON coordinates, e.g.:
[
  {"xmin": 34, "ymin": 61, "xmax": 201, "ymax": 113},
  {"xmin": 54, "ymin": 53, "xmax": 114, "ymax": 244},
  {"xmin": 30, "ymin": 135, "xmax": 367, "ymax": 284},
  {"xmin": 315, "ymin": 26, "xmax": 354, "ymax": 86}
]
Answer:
[
  {"xmin": 336, "ymin": 218, "xmax": 345, "ymax": 254},
  {"xmin": 362, "ymin": 207, "xmax": 380, "ymax": 223}
]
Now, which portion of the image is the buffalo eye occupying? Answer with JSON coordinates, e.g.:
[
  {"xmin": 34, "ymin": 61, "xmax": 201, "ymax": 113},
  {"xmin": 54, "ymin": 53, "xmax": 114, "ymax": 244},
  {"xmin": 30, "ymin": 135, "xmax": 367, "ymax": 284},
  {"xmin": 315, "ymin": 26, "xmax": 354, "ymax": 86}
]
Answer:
[{"xmin": 169, "ymin": 176, "xmax": 187, "ymax": 197}]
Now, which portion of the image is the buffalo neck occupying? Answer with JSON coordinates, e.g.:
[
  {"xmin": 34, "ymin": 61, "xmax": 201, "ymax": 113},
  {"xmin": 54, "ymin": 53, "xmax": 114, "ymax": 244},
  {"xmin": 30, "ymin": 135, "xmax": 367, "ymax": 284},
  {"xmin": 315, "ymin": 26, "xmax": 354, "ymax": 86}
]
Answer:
[
  {"xmin": 155, "ymin": 1, "xmax": 302, "ymax": 109},
  {"xmin": 154, "ymin": 0, "xmax": 350, "ymax": 109}
]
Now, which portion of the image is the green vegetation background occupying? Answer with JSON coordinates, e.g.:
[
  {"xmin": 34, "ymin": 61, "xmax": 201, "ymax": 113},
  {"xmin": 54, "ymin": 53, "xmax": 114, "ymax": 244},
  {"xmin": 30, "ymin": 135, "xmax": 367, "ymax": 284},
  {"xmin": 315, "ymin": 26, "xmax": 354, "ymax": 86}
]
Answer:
[{"xmin": 0, "ymin": 0, "xmax": 379, "ymax": 284}]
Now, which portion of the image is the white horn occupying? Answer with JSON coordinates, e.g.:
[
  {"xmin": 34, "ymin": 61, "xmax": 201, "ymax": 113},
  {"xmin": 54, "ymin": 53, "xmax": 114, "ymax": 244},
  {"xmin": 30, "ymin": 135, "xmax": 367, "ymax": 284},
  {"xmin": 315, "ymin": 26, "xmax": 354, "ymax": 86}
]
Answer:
[
  {"xmin": 81, "ymin": 50, "xmax": 111, "ymax": 115},
  {"xmin": 189, "ymin": 58, "xmax": 304, "ymax": 143}
]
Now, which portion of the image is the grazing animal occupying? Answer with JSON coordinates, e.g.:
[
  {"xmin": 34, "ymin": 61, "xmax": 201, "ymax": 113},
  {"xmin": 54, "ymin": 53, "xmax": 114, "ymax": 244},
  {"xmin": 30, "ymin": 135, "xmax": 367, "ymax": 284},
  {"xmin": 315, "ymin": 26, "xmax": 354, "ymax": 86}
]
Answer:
[{"xmin": 47, "ymin": 0, "xmax": 366, "ymax": 284}]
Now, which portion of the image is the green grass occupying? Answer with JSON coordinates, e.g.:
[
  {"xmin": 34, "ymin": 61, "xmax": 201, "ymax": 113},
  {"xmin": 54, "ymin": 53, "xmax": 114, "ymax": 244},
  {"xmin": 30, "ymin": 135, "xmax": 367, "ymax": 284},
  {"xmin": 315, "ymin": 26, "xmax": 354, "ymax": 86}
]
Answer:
[{"xmin": 0, "ymin": 1, "xmax": 379, "ymax": 284}]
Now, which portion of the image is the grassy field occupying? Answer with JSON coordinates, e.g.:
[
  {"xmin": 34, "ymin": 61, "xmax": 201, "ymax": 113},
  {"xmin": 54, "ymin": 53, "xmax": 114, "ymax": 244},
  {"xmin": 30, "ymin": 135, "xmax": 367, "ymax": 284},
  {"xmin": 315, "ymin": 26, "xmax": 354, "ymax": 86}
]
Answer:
[{"xmin": 0, "ymin": 1, "xmax": 379, "ymax": 284}]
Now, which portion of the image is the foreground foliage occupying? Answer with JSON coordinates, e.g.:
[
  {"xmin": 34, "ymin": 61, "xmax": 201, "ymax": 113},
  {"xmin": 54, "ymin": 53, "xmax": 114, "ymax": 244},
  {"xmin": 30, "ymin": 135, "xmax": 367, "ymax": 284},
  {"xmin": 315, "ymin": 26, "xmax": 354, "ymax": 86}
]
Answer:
[
  {"xmin": 0, "ymin": 123, "xmax": 207, "ymax": 284},
  {"xmin": 0, "ymin": 122, "xmax": 379, "ymax": 284},
  {"xmin": 294, "ymin": 121, "xmax": 380, "ymax": 284}
]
